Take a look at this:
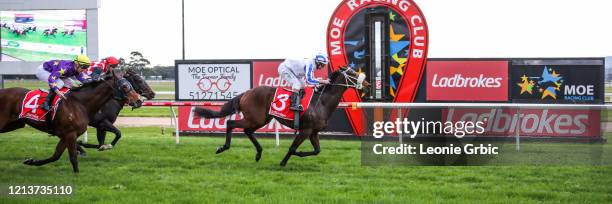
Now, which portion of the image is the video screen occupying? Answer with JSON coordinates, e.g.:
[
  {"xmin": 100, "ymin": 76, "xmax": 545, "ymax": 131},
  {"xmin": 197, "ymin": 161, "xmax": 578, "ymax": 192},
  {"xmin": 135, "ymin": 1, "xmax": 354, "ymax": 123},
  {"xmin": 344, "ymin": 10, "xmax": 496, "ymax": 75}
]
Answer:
[{"xmin": 0, "ymin": 10, "xmax": 87, "ymax": 61}]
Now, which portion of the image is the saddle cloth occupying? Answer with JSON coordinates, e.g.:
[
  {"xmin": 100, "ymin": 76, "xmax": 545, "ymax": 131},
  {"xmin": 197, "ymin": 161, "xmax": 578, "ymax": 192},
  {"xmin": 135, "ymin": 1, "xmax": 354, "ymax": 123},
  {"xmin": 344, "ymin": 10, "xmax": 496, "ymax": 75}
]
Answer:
[
  {"xmin": 268, "ymin": 87, "xmax": 315, "ymax": 121},
  {"xmin": 19, "ymin": 88, "xmax": 69, "ymax": 121}
]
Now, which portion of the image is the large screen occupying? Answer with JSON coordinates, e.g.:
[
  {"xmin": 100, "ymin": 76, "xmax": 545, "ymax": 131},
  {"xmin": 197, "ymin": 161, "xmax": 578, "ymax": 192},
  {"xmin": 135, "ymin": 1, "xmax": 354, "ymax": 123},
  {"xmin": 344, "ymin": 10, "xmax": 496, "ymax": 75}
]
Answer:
[{"xmin": 0, "ymin": 10, "xmax": 87, "ymax": 61}]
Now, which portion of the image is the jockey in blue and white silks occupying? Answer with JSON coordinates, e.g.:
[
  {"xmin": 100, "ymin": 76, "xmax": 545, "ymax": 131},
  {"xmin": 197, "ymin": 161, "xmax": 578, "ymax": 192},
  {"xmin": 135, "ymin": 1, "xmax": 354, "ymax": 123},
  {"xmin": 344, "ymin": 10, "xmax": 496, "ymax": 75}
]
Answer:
[{"xmin": 277, "ymin": 54, "xmax": 330, "ymax": 111}]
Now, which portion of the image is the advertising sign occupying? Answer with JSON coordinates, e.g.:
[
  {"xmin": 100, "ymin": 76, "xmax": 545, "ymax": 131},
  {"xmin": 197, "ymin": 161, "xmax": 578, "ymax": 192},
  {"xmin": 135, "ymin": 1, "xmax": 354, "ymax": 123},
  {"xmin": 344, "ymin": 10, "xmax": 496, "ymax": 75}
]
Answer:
[
  {"xmin": 0, "ymin": 10, "xmax": 87, "ymax": 61},
  {"xmin": 427, "ymin": 61, "xmax": 508, "ymax": 101},
  {"xmin": 443, "ymin": 108, "xmax": 601, "ymax": 137},
  {"xmin": 176, "ymin": 61, "xmax": 252, "ymax": 101},
  {"xmin": 510, "ymin": 60, "xmax": 604, "ymax": 104},
  {"xmin": 178, "ymin": 106, "xmax": 293, "ymax": 133}
]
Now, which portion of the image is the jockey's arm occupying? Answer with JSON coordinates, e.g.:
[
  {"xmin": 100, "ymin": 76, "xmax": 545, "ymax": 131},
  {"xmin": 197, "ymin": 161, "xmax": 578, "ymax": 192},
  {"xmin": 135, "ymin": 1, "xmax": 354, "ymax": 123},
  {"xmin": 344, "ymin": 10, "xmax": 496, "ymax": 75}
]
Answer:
[
  {"xmin": 47, "ymin": 71, "xmax": 61, "ymax": 91},
  {"xmin": 305, "ymin": 64, "xmax": 320, "ymax": 85}
]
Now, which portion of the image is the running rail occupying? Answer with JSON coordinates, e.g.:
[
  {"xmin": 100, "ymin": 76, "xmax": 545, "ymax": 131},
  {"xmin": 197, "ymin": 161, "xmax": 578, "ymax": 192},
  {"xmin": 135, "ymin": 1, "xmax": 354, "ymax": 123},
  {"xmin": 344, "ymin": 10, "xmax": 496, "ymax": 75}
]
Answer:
[
  {"xmin": 141, "ymin": 101, "xmax": 612, "ymax": 146},
  {"xmin": 143, "ymin": 101, "xmax": 612, "ymax": 109}
]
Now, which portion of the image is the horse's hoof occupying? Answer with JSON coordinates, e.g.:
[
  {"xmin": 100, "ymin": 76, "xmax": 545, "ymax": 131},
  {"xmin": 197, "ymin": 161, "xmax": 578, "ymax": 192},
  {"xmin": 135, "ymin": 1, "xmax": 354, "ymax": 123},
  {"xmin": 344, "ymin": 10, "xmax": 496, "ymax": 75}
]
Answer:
[
  {"xmin": 23, "ymin": 158, "xmax": 35, "ymax": 165},
  {"xmin": 216, "ymin": 146, "xmax": 228, "ymax": 154},
  {"xmin": 79, "ymin": 151, "xmax": 87, "ymax": 157},
  {"xmin": 255, "ymin": 152, "xmax": 262, "ymax": 162},
  {"xmin": 280, "ymin": 160, "xmax": 287, "ymax": 167},
  {"xmin": 98, "ymin": 144, "xmax": 113, "ymax": 151}
]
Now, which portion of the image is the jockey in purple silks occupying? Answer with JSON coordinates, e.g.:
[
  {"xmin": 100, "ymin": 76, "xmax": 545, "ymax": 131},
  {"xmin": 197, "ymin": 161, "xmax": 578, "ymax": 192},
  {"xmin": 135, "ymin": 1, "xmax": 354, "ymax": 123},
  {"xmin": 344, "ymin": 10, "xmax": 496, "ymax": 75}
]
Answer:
[{"xmin": 35, "ymin": 55, "xmax": 92, "ymax": 111}]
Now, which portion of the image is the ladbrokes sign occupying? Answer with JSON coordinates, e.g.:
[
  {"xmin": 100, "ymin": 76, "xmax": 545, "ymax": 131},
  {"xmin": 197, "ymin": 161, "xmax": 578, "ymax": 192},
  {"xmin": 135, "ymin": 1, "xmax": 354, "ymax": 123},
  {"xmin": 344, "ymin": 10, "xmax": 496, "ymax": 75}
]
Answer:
[
  {"xmin": 443, "ymin": 108, "xmax": 600, "ymax": 137},
  {"xmin": 427, "ymin": 61, "xmax": 508, "ymax": 101}
]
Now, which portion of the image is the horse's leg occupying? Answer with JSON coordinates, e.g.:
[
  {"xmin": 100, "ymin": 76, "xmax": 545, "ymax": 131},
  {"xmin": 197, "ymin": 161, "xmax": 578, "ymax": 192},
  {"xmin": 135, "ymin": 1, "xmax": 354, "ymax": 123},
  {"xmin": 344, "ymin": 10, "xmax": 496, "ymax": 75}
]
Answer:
[
  {"xmin": 244, "ymin": 128, "xmax": 263, "ymax": 162},
  {"xmin": 66, "ymin": 133, "xmax": 79, "ymax": 173},
  {"xmin": 24, "ymin": 138, "xmax": 67, "ymax": 166},
  {"xmin": 216, "ymin": 120, "xmax": 238, "ymax": 154},
  {"xmin": 77, "ymin": 127, "xmax": 105, "ymax": 149},
  {"xmin": 280, "ymin": 129, "xmax": 312, "ymax": 166},
  {"xmin": 76, "ymin": 145, "xmax": 87, "ymax": 157},
  {"xmin": 295, "ymin": 131, "xmax": 321, "ymax": 157},
  {"xmin": 106, "ymin": 123, "xmax": 122, "ymax": 147}
]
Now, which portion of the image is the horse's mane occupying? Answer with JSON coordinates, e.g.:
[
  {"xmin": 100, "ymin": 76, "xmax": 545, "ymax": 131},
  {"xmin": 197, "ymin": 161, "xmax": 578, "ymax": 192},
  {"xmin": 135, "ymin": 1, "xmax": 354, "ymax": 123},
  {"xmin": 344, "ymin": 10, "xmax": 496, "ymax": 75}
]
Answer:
[{"xmin": 328, "ymin": 70, "xmax": 343, "ymax": 83}]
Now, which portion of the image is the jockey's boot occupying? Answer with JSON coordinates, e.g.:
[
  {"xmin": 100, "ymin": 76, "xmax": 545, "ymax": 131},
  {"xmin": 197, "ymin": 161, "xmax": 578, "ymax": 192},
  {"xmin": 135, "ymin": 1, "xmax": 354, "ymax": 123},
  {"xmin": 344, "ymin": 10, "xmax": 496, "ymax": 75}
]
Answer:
[
  {"xmin": 41, "ymin": 89, "xmax": 56, "ymax": 112},
  {"xmin": 289, "ymin": 90, "xmax": 303, "ymax": 129},
  {"xmin": 289, "ymin": 91, "xmax": 303, "ymax": 112}
]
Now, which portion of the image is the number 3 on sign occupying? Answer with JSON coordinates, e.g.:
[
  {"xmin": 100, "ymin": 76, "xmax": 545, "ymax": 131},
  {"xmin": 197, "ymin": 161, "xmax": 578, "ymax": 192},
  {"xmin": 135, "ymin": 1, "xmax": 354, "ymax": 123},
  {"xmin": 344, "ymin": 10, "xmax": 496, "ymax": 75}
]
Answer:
[
  {"xmin": 25, "ymin": 94, "xmax": 41, "ymax": 113},
  {"xmin": 272, "ymin": 94, "xmax": 290, "ymax": 111}
]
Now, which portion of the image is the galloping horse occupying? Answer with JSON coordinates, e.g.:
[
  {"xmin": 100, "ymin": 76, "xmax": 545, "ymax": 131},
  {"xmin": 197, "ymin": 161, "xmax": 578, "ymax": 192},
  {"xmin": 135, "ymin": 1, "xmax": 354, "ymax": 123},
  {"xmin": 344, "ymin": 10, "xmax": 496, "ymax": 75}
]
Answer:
[
  {"xmin": 78, "ymin": 68, "xmax": 155, "ymax": 151},
  {"xmin": 194, "ymin": 67, "xmax": 369, "ymax": 166},
  {"xmin": 0, "ymin": 70, "xmax": 141, "ymax": 173}
]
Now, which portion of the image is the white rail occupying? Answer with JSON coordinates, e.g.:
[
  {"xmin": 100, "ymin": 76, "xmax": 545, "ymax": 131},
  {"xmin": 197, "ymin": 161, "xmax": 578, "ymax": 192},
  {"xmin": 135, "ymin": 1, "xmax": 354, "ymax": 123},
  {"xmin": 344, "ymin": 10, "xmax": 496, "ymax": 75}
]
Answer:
[{"xmin": 341, "ymin": 102, "xmax": 612, "ymax": 109}]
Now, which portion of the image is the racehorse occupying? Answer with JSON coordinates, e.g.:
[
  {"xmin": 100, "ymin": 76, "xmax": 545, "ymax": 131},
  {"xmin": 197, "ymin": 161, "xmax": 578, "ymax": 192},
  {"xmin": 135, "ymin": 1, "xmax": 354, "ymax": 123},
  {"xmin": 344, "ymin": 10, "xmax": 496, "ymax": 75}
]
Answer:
[
  {"xmin": 78, "ymin": 68, "xmax": 155, "ymax": 151},
  {"xmin": 0, "ymin": 70, "xmax": 141, "ymax": 173},
  {"xmin": 62, "ymin": 30, "xmax": 75, "ymax": 37},
  {"xmin": 43, "ymin": 28, "xmax": 58, "ymax": 37},
  {"xmin": 193, "ymin": 67, "xmax": 369, "ymax": 166}
]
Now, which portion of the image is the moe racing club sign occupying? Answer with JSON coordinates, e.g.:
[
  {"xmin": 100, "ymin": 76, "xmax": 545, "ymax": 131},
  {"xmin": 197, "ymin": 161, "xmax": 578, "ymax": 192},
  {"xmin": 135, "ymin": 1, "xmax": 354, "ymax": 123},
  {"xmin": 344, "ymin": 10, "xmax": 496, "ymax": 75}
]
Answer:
[
  {"xmin": 176, "ymin": 61, "xmax": 252, "ymax": 101},
  {"xmin": 510, "ymin": 59, "xmax": 605, "ymax": 104}
]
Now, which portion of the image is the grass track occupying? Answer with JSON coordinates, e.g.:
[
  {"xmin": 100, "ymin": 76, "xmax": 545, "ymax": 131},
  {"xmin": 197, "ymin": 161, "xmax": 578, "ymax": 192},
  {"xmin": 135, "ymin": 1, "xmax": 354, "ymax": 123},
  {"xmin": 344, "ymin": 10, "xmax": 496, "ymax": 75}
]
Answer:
[{"xmin": 0, "ymin": 127, "xmax": 610, "ymax": 203}]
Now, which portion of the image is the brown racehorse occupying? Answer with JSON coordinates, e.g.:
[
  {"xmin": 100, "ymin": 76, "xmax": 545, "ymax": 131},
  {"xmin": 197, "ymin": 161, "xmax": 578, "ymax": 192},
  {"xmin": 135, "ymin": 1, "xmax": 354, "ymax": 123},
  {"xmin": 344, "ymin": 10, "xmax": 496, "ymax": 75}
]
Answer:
[
  {"xmin": 193, "ymin": 67, "xmax": 370, "ymax": 166},
  {"xmin": 0, "ymin": 70, "xmax": 141, "ymax": 173}
]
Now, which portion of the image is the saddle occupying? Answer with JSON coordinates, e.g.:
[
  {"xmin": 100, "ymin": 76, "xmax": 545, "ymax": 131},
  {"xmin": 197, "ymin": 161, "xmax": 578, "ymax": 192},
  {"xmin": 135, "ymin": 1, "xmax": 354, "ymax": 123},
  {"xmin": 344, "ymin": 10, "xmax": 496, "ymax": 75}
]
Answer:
[{"xmin": 19, "ymin": 88, "xmax": 69, "ymax": 121}]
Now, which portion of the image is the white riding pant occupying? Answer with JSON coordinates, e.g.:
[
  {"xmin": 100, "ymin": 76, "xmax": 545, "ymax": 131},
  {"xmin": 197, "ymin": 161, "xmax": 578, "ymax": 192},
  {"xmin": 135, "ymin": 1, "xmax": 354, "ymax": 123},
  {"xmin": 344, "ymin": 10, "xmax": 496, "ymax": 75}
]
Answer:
[
  {"xmin": 35, "ymin": 64, "xmax": 74, "ymax": 89},
  {"xmin": 278, "ymin": 66, "xmax": 304, "ymax": 91}
]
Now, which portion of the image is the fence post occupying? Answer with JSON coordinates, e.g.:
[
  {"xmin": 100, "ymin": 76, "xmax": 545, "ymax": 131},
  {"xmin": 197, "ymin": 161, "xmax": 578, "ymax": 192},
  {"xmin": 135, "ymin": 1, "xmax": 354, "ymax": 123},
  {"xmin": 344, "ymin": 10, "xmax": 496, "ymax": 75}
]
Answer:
[{"xmin": 515, "ymin": 107, "xmax": 521, "ymax": 151}]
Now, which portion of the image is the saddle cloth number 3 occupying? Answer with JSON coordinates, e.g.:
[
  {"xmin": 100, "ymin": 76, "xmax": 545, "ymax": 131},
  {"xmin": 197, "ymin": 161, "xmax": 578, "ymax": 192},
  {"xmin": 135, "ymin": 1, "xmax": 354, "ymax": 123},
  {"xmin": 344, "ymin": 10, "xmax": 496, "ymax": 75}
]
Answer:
[{"xmin": 271, "ymin": 94, "xmax": 290, "ymax": 111}]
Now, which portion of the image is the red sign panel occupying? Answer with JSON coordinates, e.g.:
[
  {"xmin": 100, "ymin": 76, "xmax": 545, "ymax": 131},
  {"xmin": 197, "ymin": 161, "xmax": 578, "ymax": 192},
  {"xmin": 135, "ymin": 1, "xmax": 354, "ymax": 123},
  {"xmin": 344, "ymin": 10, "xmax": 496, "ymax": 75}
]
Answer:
[
  {"xmin": 179, "ymin": 106, "xmax": 293, "ymax": 133},
  {"xmin": 442, "ymin": 108, "xmax": 601, "ymax": 137},
  {"xmin": 427, "ymin": 61, "xmax": 508, "ymax": 101}
]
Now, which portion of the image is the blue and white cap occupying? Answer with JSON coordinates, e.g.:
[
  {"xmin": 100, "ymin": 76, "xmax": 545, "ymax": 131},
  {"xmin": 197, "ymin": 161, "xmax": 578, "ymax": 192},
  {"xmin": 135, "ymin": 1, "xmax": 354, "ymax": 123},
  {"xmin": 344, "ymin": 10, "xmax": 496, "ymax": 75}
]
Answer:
[{"xmin": 314, "ymin": 54, "xmax": 329, "ymax": 65}]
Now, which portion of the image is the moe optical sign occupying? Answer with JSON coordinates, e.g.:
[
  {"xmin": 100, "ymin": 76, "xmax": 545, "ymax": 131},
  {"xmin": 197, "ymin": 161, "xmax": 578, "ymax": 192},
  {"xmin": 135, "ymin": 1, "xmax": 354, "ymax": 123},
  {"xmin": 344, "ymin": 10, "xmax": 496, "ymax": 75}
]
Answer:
[
  {"xmin": 426, "ymin": 61, "xmax": 508, "ymax": 101},
  {"xmin": 510, "ymin": 59, "xmax": 605, "ymax": 104},
  {"xmin": 176, "ymin": 61, "xmax": 252, "ymax": 101}
]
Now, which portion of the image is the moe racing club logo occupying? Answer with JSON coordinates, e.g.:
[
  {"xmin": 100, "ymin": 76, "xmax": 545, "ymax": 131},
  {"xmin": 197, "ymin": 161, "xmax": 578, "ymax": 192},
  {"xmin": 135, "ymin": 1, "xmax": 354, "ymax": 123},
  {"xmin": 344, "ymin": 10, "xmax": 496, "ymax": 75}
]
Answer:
[{"xmin": 516, "ymin": 66, "xmax": 595, "ymax": 101}]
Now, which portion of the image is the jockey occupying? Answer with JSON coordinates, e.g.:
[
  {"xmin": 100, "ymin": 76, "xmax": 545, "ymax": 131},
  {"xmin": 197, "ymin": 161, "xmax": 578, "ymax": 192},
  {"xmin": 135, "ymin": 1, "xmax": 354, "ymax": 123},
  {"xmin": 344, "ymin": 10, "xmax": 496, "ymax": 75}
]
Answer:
[
  {"xmin": 88, "ymin": 56, "xmax": 120, "ymax": 80},
  {"xmin": 35, "ymin": 55, "xmax": 92, "ymax": 111},
  {"xmin": 277, "ymin": 54, "xmax": 330, "ymax": 111}
]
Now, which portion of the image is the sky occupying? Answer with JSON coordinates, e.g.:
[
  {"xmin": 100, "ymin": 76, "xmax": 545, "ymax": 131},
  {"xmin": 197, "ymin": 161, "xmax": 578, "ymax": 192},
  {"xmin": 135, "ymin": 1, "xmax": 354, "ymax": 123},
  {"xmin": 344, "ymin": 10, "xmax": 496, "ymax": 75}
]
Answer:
[{"xmin": 98, "ymin": 0, "xmax": 612, "ymax": 66}]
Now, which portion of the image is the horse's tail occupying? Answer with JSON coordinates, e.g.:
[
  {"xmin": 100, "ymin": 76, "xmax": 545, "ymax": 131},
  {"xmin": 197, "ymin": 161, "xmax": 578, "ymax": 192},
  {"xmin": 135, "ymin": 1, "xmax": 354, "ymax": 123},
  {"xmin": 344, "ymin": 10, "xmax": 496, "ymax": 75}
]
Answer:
[{"xmin": 193, "ymin": 94, "xmax": 243, "ymax": 118}]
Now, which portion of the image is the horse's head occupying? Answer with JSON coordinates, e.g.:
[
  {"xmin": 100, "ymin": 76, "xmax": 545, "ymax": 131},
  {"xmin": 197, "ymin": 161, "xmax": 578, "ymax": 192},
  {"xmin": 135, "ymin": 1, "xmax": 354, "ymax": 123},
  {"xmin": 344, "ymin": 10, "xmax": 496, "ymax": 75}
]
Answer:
[
  {"xmin": 108, "ymin": 69, "xmax": 143, "ymax": 108},
  {"xmin": 329, "ymin": 66, "xmax": 370, "ymax": 90},
  {"xmin": 124, "ymin": 68, "xmax": 156, "ymax": 100}
]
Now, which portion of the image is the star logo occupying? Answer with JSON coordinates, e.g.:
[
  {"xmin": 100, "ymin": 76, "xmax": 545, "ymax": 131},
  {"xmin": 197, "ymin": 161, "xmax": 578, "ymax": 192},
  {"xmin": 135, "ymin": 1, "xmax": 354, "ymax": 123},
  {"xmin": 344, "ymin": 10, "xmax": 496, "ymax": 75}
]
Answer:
[
  {"xmin": 59, "ymin": 68, "xmax": 65, "ymax": 76},
  {"xmin": 53, "ymin": 61, "xmax": 59, "ymax": 66},
  {"xmin": 517, "ymin": 75, "xmax": 534, "ymax": 94},
  {"xmin": 517, "ymin": 67, "xmax": 563, "ymax": 100},
  {"xmin": 389, "ymin": 12, "xmax": 396, "ymax": 21}
]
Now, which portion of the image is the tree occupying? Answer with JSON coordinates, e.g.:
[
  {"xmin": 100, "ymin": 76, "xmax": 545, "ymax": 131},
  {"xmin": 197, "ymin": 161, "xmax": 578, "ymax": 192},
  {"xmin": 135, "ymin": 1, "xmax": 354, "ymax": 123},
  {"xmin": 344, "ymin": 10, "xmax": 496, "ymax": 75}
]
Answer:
[{"xmin": 124, "ymin": 51, "xmax": 151, "ymax": 75}]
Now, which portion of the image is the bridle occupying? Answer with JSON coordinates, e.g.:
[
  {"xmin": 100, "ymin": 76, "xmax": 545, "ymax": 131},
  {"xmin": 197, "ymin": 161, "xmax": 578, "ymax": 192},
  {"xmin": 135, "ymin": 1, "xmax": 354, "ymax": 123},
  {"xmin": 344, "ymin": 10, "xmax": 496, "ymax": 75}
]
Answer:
[
  {"xmin": 330, "ymin": 68, "xmax": 366, "ymax": 90},
  {"xmin": 112, "ymin": 78, "xmax": 134, "ymax": 101},
  {"xmin": 313, "ymin": 68, "xmax": 366, "ymax": 110}
]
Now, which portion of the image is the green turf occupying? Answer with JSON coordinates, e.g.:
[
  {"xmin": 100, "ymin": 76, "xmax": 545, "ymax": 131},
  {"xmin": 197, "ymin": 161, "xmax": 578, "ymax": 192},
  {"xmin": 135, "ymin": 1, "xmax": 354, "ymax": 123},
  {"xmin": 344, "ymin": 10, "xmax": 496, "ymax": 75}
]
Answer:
[{"xmin": 0, "ymin": 127, "xmax": 610, "ymax": 203}]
